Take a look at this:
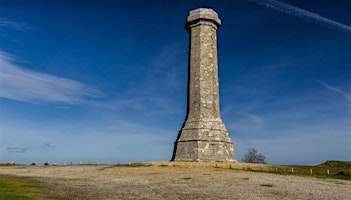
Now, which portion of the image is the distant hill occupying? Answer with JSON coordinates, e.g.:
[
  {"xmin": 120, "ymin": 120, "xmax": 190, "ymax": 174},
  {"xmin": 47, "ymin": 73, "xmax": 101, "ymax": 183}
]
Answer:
[{"xmin": 317, "ymin": 160, "xmax": 351, "ymax": 168}]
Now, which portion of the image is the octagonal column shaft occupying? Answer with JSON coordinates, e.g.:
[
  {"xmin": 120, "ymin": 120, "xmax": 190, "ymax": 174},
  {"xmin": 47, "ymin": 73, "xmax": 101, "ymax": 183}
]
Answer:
[{"xmin": 172, "ymin": 8, "xmax": 236, "ymax": 162}]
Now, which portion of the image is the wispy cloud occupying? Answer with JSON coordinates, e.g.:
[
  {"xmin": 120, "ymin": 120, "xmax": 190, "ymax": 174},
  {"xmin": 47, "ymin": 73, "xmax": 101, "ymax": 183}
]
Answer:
[
  {"xmin": 0, "ymin": 51, "xmax": 104, "ymax": 104},
  {"xmin": 7, "ymin": 147, "xmax": 29, "ymax": 153},
  {"xmin": 94, "ymin": 43, "xmax": 186, "ymax": 114},
  {"xmin": 43, "ymin": 143, "xmax": 55, "ymax": 148},
  {"xmin": 248, "ymin": 0, "xmax": 351, "ymax": 34},
  {"xmin": 319, "ymin": 81, "xmax": 351, "ymax": 103},
  {"xmin": 147, "ymin": 43, "xmax": 186, "ymax": 89},
  {"xmin": 238, "ymin": 112, "xmax": 265, "ymax": 125},
  {"xmin": 0, "ymin": 18, "xmax": 30, "ymax": 31}
]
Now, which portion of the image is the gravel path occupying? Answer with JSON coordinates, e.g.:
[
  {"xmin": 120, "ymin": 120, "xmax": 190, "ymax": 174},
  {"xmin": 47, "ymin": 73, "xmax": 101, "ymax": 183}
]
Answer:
[{"xmin": 1, "ymin": 164, "xmax": 350, "ymax": 200}]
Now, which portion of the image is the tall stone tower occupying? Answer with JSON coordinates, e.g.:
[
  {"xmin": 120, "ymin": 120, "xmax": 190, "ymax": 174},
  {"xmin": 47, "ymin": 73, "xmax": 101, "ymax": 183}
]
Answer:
[{"xmin": 172, "ymin": 8, "xmax": 236, "ymax": 162}]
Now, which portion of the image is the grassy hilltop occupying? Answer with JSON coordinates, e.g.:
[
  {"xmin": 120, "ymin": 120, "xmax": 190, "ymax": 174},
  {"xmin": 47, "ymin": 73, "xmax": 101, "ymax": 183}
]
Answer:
[{"xmin": 0, "ymin": 160, "xmax": 350, "ymax": 199}]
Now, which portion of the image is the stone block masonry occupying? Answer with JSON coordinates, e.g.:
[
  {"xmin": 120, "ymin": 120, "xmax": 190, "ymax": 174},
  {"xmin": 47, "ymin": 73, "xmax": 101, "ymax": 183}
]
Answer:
[{"xmin": 172, "ymin": 8, "xmax": 236, "ymax": 162}]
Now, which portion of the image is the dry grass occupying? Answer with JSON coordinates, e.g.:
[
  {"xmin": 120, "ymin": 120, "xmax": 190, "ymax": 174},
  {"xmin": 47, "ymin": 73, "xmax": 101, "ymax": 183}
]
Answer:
[
  {"xmin": 146, "ymin": 161, "xmax": 351, "ymax": 180},
  {"xmin": 0, "ymin": 162, "xmax": 350, "ymax": 200}
]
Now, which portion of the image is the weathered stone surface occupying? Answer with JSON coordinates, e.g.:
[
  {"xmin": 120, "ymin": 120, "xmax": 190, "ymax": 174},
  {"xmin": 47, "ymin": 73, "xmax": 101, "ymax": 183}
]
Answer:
[{"xmin": 172, "ymin": 8, "xmax": 236, "ymax": 162}]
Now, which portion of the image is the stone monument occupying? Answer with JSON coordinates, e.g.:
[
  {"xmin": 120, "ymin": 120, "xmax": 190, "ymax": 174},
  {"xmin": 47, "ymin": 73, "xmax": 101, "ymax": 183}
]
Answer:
[{"xmin": 172, "ymin": 8, "xmax": 236, "ymax": 162}]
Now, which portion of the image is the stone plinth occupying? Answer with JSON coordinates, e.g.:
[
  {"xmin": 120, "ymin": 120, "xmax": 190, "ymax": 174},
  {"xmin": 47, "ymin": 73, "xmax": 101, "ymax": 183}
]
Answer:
[{"xmin": 172, "ymin": 8, "xmax": 236, "ymax": 162}]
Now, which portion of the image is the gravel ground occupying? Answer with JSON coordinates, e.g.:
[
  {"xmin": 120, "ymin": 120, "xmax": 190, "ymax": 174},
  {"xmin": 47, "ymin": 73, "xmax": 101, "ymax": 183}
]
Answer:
[{"xmin": 1, "ymin": 164, "xmax": 350, "ymax": 200}]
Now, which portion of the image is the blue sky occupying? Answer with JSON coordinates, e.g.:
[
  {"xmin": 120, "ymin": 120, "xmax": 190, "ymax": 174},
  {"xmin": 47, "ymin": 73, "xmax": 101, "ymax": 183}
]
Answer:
[{"xmin": 0, "ymin": 0, "xmax": 350, "ymax": 165}]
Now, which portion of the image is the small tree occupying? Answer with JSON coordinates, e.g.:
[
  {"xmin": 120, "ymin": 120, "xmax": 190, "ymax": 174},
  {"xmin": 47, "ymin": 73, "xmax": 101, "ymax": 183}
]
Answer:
[{"xmin": 242, "ymin": 148, "xmax": 266, "ymax": 164}]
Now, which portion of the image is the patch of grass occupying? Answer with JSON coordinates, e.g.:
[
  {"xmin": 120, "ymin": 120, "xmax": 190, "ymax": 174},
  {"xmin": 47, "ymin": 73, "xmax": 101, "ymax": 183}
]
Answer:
[
  {"xmin": 118, "ymin": 163, "xmax": 153, "ymax": 167},
  {"xmin": 331, "ymin": 171, "xmax": 351, "ymax": 180},
  {"xmin": 101, "ymin": 162, "xmax": 154, "ymax": 169},
  {"xmin": 0, "ymin": 175, "xmax": 63, "ymax": 200},
  {"xmin": 0, "ymin": 163, "xmax": 24, "ymax": 166},
  {"xmin": 181, "ymin": 177, "xmax": 192, "ymax": 180},
  {"xmin": 260, "ymin": 184, "xmax": 274, "ymax": 187}
]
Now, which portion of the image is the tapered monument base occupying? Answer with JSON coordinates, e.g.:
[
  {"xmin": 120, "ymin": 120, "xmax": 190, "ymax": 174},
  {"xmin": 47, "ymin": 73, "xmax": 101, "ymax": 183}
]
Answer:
[{"xmin": 172, "ymin": 119, "xmax": 236, "ymax": 162}]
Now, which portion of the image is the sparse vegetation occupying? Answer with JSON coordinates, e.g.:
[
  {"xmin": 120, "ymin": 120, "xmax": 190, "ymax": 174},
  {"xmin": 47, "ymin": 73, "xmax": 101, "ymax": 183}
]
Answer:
[
  {"xmin": 1, "ymin": 161, "xmax": 349, "ymax": 199},
  {"xmin": 232, "ymin": 160, "xmax": 351, "ymax": 180},
  {"xmin": 0, "ymin": 161, "xmax": 351, "ymax": 199},
  {"xmin": 115, "ymin": 163, "xmax": 153, "ymax": 167},
  {"xmin": 149, "ymin": 160, "xmax": 351, "ymax": 180}
]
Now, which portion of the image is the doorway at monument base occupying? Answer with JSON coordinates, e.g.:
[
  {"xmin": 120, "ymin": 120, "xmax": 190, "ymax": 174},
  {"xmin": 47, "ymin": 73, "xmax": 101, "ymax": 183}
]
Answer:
[{"xmin": 172, "ymin": 119, "xmax": 236, "ymax": 162}]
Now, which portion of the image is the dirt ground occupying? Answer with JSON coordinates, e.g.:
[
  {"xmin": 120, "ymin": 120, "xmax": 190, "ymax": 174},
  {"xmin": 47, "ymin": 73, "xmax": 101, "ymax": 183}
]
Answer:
[{"xmin": 0, "ymin": 162, "xmax": 350, "ymax": 200}]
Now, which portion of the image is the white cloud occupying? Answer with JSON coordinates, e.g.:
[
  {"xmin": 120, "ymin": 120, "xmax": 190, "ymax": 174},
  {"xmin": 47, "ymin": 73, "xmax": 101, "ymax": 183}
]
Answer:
[
  {"xmin": 0, "ymin": 18, "xmax": 30, "ymax": 31},
  {"xmin": 0, "ymin": 51, "xmax": 104, "ymax": 104},
  {"xmin": 319, "ymin": 81, "xmax": 351, "ymax": 103},
  {"xmin": 7, "ymin": 147, "xmax": 29, "ymax": 153},
  {"xmin": 248, "ymin": 0, "xmax": 351, "ymax": 34}
]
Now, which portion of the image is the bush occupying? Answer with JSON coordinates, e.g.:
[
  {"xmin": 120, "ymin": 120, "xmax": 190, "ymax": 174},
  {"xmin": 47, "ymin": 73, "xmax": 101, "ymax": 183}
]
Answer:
[
  {"xmin": 30, "ymin": 162, "xmax": 36, "ymax": 166},
  {"xmin": 44, "ymin": 162, "xmax": 49, "ymax": 166},
  {"xmin": 242, "ymin": 148, "xmax": 266, "ymax": 164}
]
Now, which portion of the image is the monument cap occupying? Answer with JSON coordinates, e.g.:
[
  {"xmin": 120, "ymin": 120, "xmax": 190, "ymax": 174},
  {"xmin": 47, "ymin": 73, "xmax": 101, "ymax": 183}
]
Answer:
[{"xmin": 185, "ymin": 8, "xmax": 221, "ymax": 30}]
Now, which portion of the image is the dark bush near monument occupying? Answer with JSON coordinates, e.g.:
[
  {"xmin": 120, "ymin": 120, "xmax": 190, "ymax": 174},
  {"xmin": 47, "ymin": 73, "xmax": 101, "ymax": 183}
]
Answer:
[{"xmin": 242, "ymin": 148, "xmax": 266, "ymax": 164}]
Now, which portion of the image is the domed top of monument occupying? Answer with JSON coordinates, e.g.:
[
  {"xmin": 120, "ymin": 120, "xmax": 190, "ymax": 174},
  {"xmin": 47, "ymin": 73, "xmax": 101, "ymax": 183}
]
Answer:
[{"xmin": 186, "ymin": 8, "xmax": 221, "ymax": 26}]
